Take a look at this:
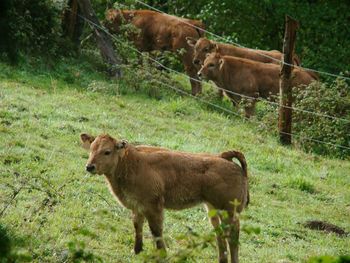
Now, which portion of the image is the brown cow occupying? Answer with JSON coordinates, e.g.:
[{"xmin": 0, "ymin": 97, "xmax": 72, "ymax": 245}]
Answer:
[
  {"xmin": 105, "ymin": 9, "xmax": 205, "ymax": 95},
  {"xmin": 80, "ymin": 133, "xmax": 249, "ymax": 263},
  {"xmin": 198, "ymin": 53, "xmax": 317, "ymax": 117},
  {"xmin": 187, "ymin": 37, "xmax": 301, "ymax": 97},
  {"xmin": 187, "ymin": 37, "xmax": 301, "ymax": 67}
]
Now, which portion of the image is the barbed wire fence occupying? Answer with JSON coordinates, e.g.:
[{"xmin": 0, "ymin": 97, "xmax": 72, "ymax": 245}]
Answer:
[
  {"xmin": 106, "ymin": 2, "xmax": 350, "ymax": 125},
  {"xmin": 85, "ymin": 2, "xmax": 350, "ymax": 123},
  {"xmin": 67, "ymin": 8, "xmax": 350, "ymax": 153}
]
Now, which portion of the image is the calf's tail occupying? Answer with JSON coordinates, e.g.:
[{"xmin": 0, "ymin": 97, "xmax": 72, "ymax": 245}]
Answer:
[
  {"xmin": 220, "ymin": 150, "xmax": 249, "ymax": 207},
  {"xmin": 220, "ymin": 150, "xmax": 247, "ymax": 178},
  {"xmin": 293, "ymin": 54, "xmax": 301, "ymax": 66}
]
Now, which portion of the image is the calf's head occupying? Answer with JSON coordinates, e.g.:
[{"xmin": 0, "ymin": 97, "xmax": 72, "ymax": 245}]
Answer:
[
  {"xmin": 187, "ymin": 37, "xmax": 218, "ymax": 67},
  {"xmin": 197, "ymin": 53, "xmax": 224, "ymax": 81},
  {"xmin": 80, "ymin": 133, "xmax": 127, "ymax": 175}
]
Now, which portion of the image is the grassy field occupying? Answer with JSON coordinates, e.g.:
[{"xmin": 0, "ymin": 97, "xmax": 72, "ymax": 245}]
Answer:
[{"xmin": 0, "ymin": 58, "xmax": 349, "ymax": 263}]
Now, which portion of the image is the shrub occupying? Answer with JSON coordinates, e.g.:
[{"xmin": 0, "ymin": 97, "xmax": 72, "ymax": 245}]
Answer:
[
  {"xmin": 293, "ymin": 79, "xmax": 350, "ymax": 159},
  {"xmin": 254, "ymin": 79, "xmax": 350, "ymax": 159},
  {"xmin": 0, "ymin": 0, "xmax": 63, "ymax": 62}
]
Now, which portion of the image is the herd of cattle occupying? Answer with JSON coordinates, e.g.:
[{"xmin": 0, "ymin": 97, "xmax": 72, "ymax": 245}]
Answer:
[
  {"xmin": 105, "ymin": 9, "xmax": 318, "ymax": 117},
  {"xmin": 81, "ymin": 9, "xmax": 319, "ymax": 263}
]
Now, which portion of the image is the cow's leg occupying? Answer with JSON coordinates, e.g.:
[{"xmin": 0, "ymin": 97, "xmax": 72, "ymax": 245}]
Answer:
[
  {"xmin": 217, "ymin": 87, "xmax": 224, "ymax": 99},
  {"xmin": 244, "ymin": 99, "xmax": 256, "ymax": 118},
  {"xmin": 230, "ymin": 94, "xmax": 242, "ymax": 108},
  {"xmin": 205, "ymin": 204, "xmax": 228, "ymax": 263},
  {"xmin": 224, "ymin": 212, "xmax": 240, "ymax": 263},
  {"xmin": 132, "ymin": 211, "xmax": 145, "ymax": 254},
  {"xmin": 181, "ymin": 52, "xmax": 202, "ymax": 96},
  {"xmin": 144, "ymin": 207, "xmax": 166, "ymax": 250}
]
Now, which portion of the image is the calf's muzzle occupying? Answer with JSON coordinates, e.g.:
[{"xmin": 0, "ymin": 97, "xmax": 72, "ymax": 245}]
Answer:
[
  {"xmin": 193, "ymin": 59, "xmax": 200, "ymax": 65},
  {"xmin": 86, "ymin": 164, "xmax": 96, "ymax": 173}
]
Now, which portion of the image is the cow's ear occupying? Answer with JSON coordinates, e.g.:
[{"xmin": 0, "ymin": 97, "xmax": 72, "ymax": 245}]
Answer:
[
  {"xmin": 186, "ymin": 37, "xmax": 197, "ymax": 47},
  {"xmin": 116, "ymin": 140, "xmax": 128, "ymax": 150},
  {"xmin": 80, "ymin": 133, "xmax": 95, "ymax": 150},
  {"xmin": 219, "ymin": 58, "xmax": 225, "ymax": 70},
  {"xmin": 214, "ymin": 43, "xmax": 219, "ymax": 52}
]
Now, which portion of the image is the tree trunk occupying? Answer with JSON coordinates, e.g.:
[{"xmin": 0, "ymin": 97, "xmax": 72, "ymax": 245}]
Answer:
[
  {"xmin": 62, "ymin": 0, "xmax": 84, "ymax": 49},
  {"xmin": 77, "ymin": 0, "xmax": 122, "ymax": 78}
]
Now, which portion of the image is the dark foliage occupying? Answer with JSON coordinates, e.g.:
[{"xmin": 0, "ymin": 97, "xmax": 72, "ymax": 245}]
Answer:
[{"xmin": 0, "ymin": 0, "xmax": 62, "ymax": 63}]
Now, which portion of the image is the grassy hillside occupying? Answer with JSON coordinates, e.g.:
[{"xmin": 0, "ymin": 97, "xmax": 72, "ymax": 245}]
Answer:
[{"xmin": 0, "ymin": 59, "xmax": 349, "ymax": 263}]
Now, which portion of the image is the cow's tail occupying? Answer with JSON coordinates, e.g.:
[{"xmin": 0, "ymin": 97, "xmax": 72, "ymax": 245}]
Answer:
[
  {"xmin": 306, "ymin": 70, "xmax": 319, "ymax": 80},
  {"xmin": 220, "ymin": 150, "xmax": 247, "ymax": 178},
  {"xmin": 190, "ymin": 20, "xmax": 205, "ymax": 38},
  {"xmin": 220, "ymin": 150, "xmax": 249, "ymax": 207}
]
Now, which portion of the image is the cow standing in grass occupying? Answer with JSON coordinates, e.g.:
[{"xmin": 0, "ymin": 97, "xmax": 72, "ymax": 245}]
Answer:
[
  {"xmin": 198, "ymin": 53, "xmax": 317, "ymax": 117},
  {"xmin": 80, "ymin": 133, "xmax": 249, "ymax": 263},
  {"xmin": 105, "ymin": 9, "xmax": 205, "ymax": 95}
]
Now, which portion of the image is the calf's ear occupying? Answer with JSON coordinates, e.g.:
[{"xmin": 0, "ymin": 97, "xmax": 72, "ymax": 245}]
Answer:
[
  {"xmin": 80, "ymin": 133, "xmax": 95, "ymax": 150},
  {"xmin": 219, "ymin": 59, "xmax": 225, "ymax": 70},
  {"xmin": 214, "ymin": 43, "xmax": 219, "ymax": 52},
  {"xmin": 186, "ymin": 37, "xmax": 197, "ymax": 47},
  {"xmin": 116, "ymin": 139, "xmax": 128, "ymax": 150}
]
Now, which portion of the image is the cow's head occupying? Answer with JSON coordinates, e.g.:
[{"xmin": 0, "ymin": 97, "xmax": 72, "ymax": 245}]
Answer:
[
  {"xmin": 197, "ymin": 53, "xmax": 224, "ymax": 81},
  {"xmin": 80, "ymin": 133, "xmax": 128, "ymax": 176},
  {"xmin": 187, "ymin": 37, "xmax": 218, "ymax": 67}
]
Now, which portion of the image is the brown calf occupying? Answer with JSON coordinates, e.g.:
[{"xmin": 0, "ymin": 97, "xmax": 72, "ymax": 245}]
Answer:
[
  {"xmin": 198, "ymin": 53, "xmax": 316, "ymax": 117},
  {"xmin": 187, "ymin": 37, "xmax": 301, "ymax": 67},
  {"xmin": 105, "ymin": 9, "xmax": 205, "ymax": 95},
  {"xmin": 187, "ymin": 37, "xmax": 301, "ymax": 97},
  {"xmin": 80, "ymin": 133, "xmax": 249, "ymax": 263}
]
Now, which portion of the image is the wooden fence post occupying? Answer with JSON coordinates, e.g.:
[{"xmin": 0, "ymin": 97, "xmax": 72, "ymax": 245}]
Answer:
[{"xmin": 278, "ymin": 15, "xmax": 299, "ymax": 145}]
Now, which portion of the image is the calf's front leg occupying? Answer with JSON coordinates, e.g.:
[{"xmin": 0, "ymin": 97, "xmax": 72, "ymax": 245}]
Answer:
[{"xmin": 133, "ymin": 211, "xmax": 145, "ymax": 254}]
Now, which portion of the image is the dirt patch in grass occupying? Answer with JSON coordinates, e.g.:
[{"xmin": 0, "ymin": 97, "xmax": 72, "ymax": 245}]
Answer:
[{"xmin": 304, "ymin": 220, "xmax": 348, "ymax": 236}]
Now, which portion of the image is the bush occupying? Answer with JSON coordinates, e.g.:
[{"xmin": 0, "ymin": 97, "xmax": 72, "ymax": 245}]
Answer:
[
  {"xmin": 293, "ymin": 79, "xmax": 350, "ymax": 159},
  {"xmin": 254, "ymin": 79, "xmax": 350, "ymax": 159},
  {"xmin": 0, "ymin": 0, "xmax": 63, "ymax": 62}
]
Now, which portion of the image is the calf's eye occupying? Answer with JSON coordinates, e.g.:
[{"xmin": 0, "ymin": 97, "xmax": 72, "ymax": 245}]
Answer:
[{"xmin": 104, "ymin": 150, "xmax": 111, "ymax": 156}]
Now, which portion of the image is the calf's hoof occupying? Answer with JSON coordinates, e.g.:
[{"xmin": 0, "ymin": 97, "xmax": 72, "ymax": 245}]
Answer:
[{"xmin": 134, "ymin": 243, "xmax": 143, "ymax": 254}]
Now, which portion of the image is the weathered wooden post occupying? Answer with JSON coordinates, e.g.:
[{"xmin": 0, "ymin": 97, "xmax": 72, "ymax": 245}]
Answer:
[{"xmin": 278, "ymin": 15, "xmax": 299, "ymax": 145}]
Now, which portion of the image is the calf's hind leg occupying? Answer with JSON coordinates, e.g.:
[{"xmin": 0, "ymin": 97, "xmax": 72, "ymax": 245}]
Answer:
[
  {"xmin": 205, "ymin": 203, "xmax": 228, "ymax": 263},
  {"xmin": 144, "ymin": 208, "xmax": 166, "ymax": 250},
  {"xmin": 223, "ymin": 212, "xmax": 240, "ymax": 263}
]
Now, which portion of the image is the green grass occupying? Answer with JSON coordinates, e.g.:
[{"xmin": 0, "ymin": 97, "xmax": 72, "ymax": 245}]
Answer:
[{"xmin": 0, "ymin": 58, "xmax": 349, "ymax": 263}]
